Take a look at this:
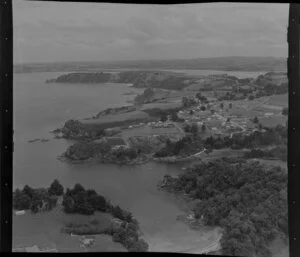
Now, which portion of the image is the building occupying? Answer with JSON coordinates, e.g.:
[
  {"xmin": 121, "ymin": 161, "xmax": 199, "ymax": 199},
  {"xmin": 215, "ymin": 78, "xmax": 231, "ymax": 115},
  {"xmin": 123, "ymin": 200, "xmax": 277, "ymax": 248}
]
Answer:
[
  {"xmin": 15, "ymin": 210, "xmax": 25, "ymax": 216},
  {"xmin": 264, "ymin": 112, "xmax": 274, "ymax": 117},
  {"xmin": 82, "ymin": 238, "xmax": 95, "ymax": 247}
]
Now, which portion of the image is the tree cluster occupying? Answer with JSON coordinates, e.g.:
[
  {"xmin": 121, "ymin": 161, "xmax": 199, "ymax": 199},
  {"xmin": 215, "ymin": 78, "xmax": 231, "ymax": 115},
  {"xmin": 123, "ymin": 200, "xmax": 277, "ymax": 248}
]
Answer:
[
  {"xmin": 182, "ymin": 96, "xmax": 197, "ymax": 108},
  {"xmin": 204, "ymin": 125, "xmax": 287, "ymax": 150},
  {"xmin": 244, "ymin": 146, "xmax": 287, "ymax": 162},
  {"xmin": 163, "ymin": 159, "xmax": 287, "ymax": 257},
  {"xmin": 13, "ymin": 179, "xmax": 64, "ymax": 213},
  {"xmin": 154, "ymin": 136, "xmax": 203, "ymax": 158},
  {"xmin": 62, "ymin": 184, "xmax": 108, "ymax": 215},
  {"xmin": 108, "ymin": 222, "xmax": 149, "ymax": 252}
]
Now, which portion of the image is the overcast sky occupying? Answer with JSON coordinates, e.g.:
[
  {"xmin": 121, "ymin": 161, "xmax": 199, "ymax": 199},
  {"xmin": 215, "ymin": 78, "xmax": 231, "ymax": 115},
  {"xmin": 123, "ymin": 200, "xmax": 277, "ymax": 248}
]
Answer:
[{"xmin": 13, "ymin": 1, "xmax": 289, "ymax": 64}]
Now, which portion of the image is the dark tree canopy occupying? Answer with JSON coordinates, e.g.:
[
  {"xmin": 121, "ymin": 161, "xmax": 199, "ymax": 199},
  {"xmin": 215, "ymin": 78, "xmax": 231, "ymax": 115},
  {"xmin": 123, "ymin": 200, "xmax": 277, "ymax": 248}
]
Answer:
[{"xmin": 48, "ymin": 179, "xmax": 64, "ymax": 196}]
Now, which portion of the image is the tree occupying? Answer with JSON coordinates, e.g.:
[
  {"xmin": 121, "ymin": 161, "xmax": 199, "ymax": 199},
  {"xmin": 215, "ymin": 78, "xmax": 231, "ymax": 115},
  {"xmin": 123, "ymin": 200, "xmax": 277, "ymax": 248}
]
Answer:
[
  {"xmin": 160, "ymin": 112, "xmax": 168, "ymax": 122},
  {"xmin": 182, "ymin": 97, "xmax": 189, "ymax": 107},
  {"xmin": 196, "ymin": 92, "xmax": 202, "ymax": 100},
  {"xmin": 211, "ymin": 109, "xmax": 215, "ymax": 115},
  {"xmin": 128, "ymin": 238, "xmax": 149, "ymax": 252},
  {"xmin": 88, "ymin": 194, "xmax": 107, "ymax": 212},
  {"xmin": 184, "ymin": 124, "xmax": 191, "ymax": 133},
  {"xmin": 253, "ymin": 116, "xmax": 259, "ymax": 124},
  {"xmin": 171, "ymin": 112, "xmax": 178, "ymax": 122},
  {"xmin": 200, "ymin": 106, "xmax": 206, "ymax": 111},
  {"xmin": 112, "ymin": 205, "xmax": 125, "ymax": 220},
  {"xmin": 72, "ymin": 183, "xmax": 85, "ymax": 194},
  {"xmin": 201, "ymin": 124, "xmax": 206, "ymax": 133},
  {"xmin": 13, "ymin": 191, "xmax": 31, "ymax": 210},
  {"xmin": 22, "ymin": 185, "xmax": 34, "ymax": 198},
  {"xmin": 282, "ymin": 107, "xmax": 288, "ymax": 116},
  {"xmin": 191, "ymin": 123, "xmax": 198, "ymax": 136},
  {"xmin": 48, "ymin": 179, "xmax": 64, "ymax": 196},
  {"xmin": 220, "ymin": 103, "xmax": 224, "ymax": 109},
  {"xmin": 229, "ymin": 103, "xmax": 233, "ymax": 109},
  {"xmin": 249, "ymin": 95, "xmax": 255, "ymax": 100},
  {"xmin": 189, "ymin": 110, "xmax": 194, "ymax": 115}
]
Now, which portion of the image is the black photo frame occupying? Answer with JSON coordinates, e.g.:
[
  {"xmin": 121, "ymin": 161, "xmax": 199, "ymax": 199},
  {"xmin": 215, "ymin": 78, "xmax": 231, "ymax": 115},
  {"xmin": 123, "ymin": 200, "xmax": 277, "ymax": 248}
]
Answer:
[{"xmin": 1, "ymin": 1, "xmax": 298, "ymax": 256}]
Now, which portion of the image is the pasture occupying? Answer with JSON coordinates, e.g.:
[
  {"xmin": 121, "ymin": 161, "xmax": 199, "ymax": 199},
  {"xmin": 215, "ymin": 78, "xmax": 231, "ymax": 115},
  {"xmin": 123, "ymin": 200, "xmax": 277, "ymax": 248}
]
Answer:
[{"xmin": 118, "ymin": 125, "xmax": 182, "ymax": 138}]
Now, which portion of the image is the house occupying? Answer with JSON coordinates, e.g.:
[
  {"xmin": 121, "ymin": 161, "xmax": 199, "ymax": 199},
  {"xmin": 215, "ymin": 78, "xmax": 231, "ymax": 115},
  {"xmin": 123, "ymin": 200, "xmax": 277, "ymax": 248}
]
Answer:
[
  {"xmin": 82, "ymin": 238, "xmax": 95, "ymax": 247},
  {"xmin": 15, "ymin": 210, "xmax": 25, "ymax": 216},
  {"xmin": 264, "ymin": 112, "xmax": 274, "ymax": 117}
]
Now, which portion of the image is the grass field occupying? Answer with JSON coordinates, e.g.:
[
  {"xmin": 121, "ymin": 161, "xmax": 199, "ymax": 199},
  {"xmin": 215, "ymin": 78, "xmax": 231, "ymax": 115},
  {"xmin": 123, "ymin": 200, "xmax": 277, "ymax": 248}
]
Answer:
[
  {"xmin": 13, "ymin": 210, "xmax": 125, "ymax": 252},
  {"xmin": 267, "ymin": 94, "xmax": 288, "ymax": 107},
  {"xmin": 141, "ymin": 102, "xmax": 182, "ymax": 111},
  {"xmin": 82, "ymin": 111, "xmax": 149, "ymax": 125},
  {"xmin": 94, "ymin": 137, "xmax": 127, "ymax": 147},
  {"xmin": 259, "ymin": 115, "xmax": 287, "ymax": 127},
  {"xmin": 118, "ymin": 125, "xmax": 182, "ymax": 138},
  {"xmin": 80, "ymin": 110, "xmax": 150, "ymax": 130}
]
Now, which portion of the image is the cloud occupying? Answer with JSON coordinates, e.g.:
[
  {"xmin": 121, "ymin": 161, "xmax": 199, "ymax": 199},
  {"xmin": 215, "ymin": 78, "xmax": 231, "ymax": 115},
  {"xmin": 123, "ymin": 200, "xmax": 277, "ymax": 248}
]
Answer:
[{"xmin": 13, "ymin": 1, "xmax": 289, "ymax": 63}]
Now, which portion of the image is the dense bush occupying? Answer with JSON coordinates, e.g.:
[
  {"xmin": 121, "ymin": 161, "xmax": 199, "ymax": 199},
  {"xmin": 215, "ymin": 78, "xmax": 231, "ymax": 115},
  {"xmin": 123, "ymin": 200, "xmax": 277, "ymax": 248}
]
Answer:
[
  {"xmin": 48, "ymin": 179, "xmax": 64, "ymax": 196},
  {"xmin": 110, "ymin": 223, "xmax": 149, "ymax": 252},
  {"xmin": 64, "ymin": 142, "xmax": 106, "ymax": 160},
  {"xmin": 13, "ymin": 180, "xmax": 61, "ymax": 212},
  {"xmin": 62, "ymin": 184, "xmax": 108, "ymax": 215},
  {"xmin": 154, "ymin": 136, "xmax": 202, "ymax": 158},
  {"xmin": 244, "ymin": 146, "xmax": 287, "ymax": 162},
  {"xmin": 162, "ymin": 160, "xmax": 288, "ymax": 257},
  {"xmin": 111, "ymin": 147, "xmax": 138, "ymax": 160},
  {"xmin": 204, "ymin": 125, "xmax": 287, "ymax": 150},
  {"xmin": 182, "ymin": 96, "xmax": 197, "ymax": 108},
  {"xmin": 282, "ymin": 107, "xmax": 288, "ymax": 116}
]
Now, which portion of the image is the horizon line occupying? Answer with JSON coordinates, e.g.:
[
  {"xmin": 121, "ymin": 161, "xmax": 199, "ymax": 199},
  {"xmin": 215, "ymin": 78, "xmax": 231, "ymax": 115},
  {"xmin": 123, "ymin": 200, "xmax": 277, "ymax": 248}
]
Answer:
[{"xmin": 13, "ymin": 56, "xmax": 287, "ymax": 66}]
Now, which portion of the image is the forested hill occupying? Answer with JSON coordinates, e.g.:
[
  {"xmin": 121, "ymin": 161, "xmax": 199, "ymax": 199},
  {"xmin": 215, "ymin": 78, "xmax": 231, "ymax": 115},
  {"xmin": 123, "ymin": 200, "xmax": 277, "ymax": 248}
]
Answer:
[
  {"xmin": 45, "ymin": 70, "xmax": 199, "ymax": 91},
  {"xmin": 14, "ymin": 56, "xmax": 286, "ymax": 73}
]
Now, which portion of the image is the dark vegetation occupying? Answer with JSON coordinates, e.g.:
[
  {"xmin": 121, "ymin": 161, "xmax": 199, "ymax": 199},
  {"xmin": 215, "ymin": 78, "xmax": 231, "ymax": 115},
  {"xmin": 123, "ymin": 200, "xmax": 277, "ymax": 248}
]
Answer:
[
  {"xmin": 282, "ymin": 107, "xmax": 288, "ymax": 116},
  {"xmin": 64, "ymin": 141, "xmax": 140, "ymax": 163},
  {"xmin": 46, "ymin": 72, "xmax": 113, "ymax": 83},
  {"xmin": 61, "ymin": 183, "xmax": 149, "ymax": 252},
  {"xmin": 61, "ymin": 119, "xmax": 106, "ymax": 140},
  {"xmin": 154, "ymin": 125, "xmax": 286, "ymax": 158},
  {"xmin": 134, "ymin": 88, "xmax": 155, "ymax": 104},
  {"xmin": 161, "ymin": 159, "xmax": 287, "ymax": 257},
  {"xmin": 204, "ymin": 125, "xmax": 286, "ymax": 150},
  {"xmin": 244, "ymin": 146, "xmax": 287, "ymax": 162},
  {"xmin": 154, "ymin": 136, "xmax": 202, "ymax": 158},
  {"xmin": 143, "ymin": 107, "xmax": 183, "ymax": 122},
  {"xmin": 182, "ymin": 96, "xmax": 198, "ymax": 108},
  {"xmin": 13, "ymin": 179, "xmax": 64, "ymax": 213},
  {"xmin": 64, "ymin": 142, "xmax": 106, "ymax": 161},
  {"xmin": 46, "ymin": 70, "xmax": 197, "ymax": 90},
  {"xmin": 183, "ymin": 123, "xmax": 199, "ymax": 135}
]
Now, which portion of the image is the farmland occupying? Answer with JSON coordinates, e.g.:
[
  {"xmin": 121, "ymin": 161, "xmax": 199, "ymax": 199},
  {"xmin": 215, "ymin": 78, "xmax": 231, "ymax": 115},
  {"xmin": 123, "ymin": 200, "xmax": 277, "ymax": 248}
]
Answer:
[{"xmin": 81, "ymin": 111, "xmax": 149, "ymax": 129}]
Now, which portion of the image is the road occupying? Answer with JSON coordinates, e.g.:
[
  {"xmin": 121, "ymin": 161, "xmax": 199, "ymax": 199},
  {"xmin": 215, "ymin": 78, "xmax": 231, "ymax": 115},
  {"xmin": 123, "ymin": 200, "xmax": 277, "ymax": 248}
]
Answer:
[{"xmin": 193, "ymin": 148, "xmax": 207, "ymax": 157}]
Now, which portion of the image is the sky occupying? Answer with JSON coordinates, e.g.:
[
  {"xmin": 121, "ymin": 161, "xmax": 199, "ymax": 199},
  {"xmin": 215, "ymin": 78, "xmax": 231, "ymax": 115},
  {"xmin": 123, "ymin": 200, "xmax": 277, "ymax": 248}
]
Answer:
[{"xmin": 13, "ymin": 1, "xmax": 289, "ymax": 64}]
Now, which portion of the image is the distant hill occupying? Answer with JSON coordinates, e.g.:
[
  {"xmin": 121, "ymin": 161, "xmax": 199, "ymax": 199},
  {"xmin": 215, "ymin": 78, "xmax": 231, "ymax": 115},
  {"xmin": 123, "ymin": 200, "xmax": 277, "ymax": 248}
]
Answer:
[{"xmin": 14, "ymin": 56, "xmax": 286, "ymax": 73}]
